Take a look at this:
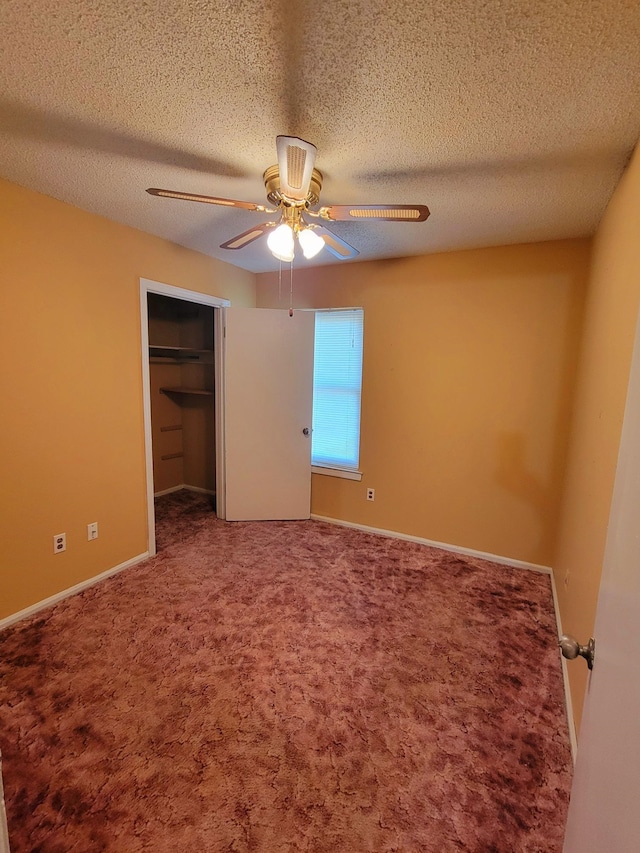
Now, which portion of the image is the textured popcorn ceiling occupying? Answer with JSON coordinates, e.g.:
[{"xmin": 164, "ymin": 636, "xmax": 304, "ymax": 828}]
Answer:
[{"xmin": 1, "ymin": 0, "xmax": 639, "ymax": 273}]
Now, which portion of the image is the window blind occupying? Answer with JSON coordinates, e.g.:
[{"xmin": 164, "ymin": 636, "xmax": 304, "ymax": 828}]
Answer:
[{"xmin": 312, "ymin": 308, "xmax": 364, "ymax": 470}]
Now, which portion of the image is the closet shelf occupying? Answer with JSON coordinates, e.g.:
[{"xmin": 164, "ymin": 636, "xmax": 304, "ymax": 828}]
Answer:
[
  {"xmin": 160, "ymin": 387, "xmax": 213, "ymax": 396},
  {"xmin": 149, "ymin": 345, "xmax": 213, "ymax": 362}
]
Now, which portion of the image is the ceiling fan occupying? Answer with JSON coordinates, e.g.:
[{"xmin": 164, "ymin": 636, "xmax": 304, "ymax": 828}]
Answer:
[{"xmin": 147, "ymin": 136, "xmax": 430, "ymax": 263}]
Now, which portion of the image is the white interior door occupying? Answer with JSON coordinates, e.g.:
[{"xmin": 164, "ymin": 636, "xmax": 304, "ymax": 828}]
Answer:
[
  {"xmin": 0, "ymin": 753, "xmax": 9, "ymax": 853},
  {"xmin": 563, "ymin": 308, "xmax": 640, "ymax": 851},
  {"xmin": 223, "ymin": 307, "xmax": 314, "ymax": 521}
]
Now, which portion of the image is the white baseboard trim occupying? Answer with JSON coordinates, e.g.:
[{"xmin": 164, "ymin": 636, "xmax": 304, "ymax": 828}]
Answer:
[
  {"xmin": 549, "ymin": 569, "xmax": 578, "ymax": 764},
  {"xmin": 154, "ymin": 484, "xmax": 215, "ymax": 497},
  {"xmin": 183, "ymin": 484, "xmax": 216, "ymax": 496},
  {"xmin": 153, "ymin": 484, "xmax": 184, "ymax": 497},
  {"xmin": 310, "ymin": 514, "xmax": 552, "ymax": 575},
  {"xmin": 0, "ymin": 551, "xmax": 150, "ymax": 632}
]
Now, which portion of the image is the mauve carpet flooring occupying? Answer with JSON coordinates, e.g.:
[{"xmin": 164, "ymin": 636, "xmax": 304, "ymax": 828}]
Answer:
[{"xmin": 0, "ymin": 491, "xmax": 572, "ymax": 852}]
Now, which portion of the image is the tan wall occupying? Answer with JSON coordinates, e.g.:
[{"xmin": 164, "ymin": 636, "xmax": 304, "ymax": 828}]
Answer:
[
  {"xmin": 0, "ymin": 178, "xmax": 255, "ymax": 619},
  {"xmin": 257, "ymin": 240, "xmax": 589, "ymax": 566},
  {"xmin": 553, "ymin": 143, "xmax": 640, "ymax": 734}
]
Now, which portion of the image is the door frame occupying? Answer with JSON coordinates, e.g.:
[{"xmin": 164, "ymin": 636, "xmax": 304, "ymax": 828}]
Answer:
[{"xmin": 139, "ymin": 278, "xmax": 230, "ymax": 555}]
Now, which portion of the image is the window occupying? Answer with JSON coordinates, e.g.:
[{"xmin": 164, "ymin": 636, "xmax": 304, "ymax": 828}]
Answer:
[{"xmin": 311, "ymin": 308, "xmax": 364, "ymax": 477}]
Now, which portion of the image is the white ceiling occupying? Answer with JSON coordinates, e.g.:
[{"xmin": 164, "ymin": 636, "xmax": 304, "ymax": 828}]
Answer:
[{"xmin": 1, "ymin": 0, "xmax": 639, "ymax": 274}]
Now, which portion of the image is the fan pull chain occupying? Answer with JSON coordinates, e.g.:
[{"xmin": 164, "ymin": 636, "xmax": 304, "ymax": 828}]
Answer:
[
  {"xmin": 289, "ymin": 261, "xmax": 294, "ymax": 317},
  {"xmin": 278, "ymin": 259, "xmax": 282, "ymax": 303}
]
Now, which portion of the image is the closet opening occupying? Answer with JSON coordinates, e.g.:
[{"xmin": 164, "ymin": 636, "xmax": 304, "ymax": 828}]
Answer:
[{"xmin": 140, "ymin": 279, "xmax": 229, "ymax": 555}]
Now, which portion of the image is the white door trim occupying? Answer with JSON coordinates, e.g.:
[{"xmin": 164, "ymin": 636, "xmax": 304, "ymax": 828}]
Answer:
[{"xmin": 139, "ymin": 278, "xmax": 230, "ymax": 554}]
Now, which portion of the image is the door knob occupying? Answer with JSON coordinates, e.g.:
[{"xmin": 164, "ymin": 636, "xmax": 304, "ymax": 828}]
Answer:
[
  {"xmin": 302, "ymin": 427, "xmax": 310, "ymax": 436},
  {"xmin": 559, "ymin": 635, "xmax": 595, "ymax": 670}
]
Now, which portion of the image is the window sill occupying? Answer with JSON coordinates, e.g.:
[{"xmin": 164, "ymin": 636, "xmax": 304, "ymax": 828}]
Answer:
[{"xmin": 312, "ymin": 466, "xmax": 363, "ymax": 482}]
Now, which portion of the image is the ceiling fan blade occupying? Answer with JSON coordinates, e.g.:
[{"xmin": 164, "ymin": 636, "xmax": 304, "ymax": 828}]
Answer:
[
  {"xmin": 147, "ymin": 187, "xmax": 273, "ymax": 212},
  {"xmin": 313, "ymin": 225, "xmax": 360, "ymax": 260},
  {"xmin": 220, "ymin": 222, "xmax": 275, "ymax": 250},
  {"xmin": 316, "ymin": 204, "xmax": 430, "ymax": 222},
  {"xmin": 276, "ymin": 136, "xmax": 317, "ymax": 201}
]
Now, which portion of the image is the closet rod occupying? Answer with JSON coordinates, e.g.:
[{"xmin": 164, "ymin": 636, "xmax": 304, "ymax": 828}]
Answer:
[{"xmin": 160, "ymin": 424, "xmax": 183, "ymax": 432}]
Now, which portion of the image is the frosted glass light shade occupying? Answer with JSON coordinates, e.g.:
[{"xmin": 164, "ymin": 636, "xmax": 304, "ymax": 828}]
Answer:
[
  {"xmin": 267, "ymin": 223, "xmax": 295, "ymax": 262},
  {"xmin": 298, "ymin": 227, "xmax": 325, "ymax": 259}
]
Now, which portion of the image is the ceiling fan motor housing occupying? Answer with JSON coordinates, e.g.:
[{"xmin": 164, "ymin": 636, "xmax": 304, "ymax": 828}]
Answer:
[{"xmin": 263, "ymin": 165, "xmax": 323, "ymax": 208}]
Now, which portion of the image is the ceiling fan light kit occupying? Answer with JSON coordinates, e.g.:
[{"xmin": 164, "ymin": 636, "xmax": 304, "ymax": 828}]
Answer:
[
  {"xmin": 298, "ymin": 226, "xmax": 325, "ymax": 259},
  {"xmin": 147, "ymin": 136, "xmax": 430, "ymax": 265},
  {"xmin": 267, "ymin": 223, "xmax": 295, "ymax": 262}
]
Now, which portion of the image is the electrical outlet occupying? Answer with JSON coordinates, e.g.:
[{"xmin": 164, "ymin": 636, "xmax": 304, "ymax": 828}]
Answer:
[
  {"xmin": 87, "ymin": 522, "xmax": 98, "ymax": 541},
  {"xmin": 53, "ymin": 533, "xmax": 66, "ymax": 554},
  {"xmin": 366, "ymin": 488, "xmax": 375, "ymax": 502}
]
